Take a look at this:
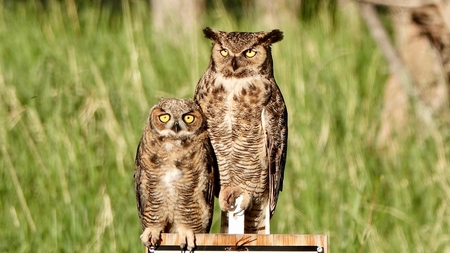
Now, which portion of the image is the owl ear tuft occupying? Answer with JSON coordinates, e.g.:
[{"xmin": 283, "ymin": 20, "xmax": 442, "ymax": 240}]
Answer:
[
  {"xmin": 203, "ymin": 27, "xmax": 220, "ymax": 42},
  {"xmin": 260, "ymin": 29, "xmax": 284, "ymax": 46}
]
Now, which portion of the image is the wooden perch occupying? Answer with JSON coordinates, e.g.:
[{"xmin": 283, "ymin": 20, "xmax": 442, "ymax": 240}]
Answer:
[{"xmin": 146, "ymin": 234, "xmax": 328, "ymax": 252}]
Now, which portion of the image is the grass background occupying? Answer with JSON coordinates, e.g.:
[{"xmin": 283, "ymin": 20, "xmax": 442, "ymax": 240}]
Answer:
[{"xmin": 1, "ymin": 0, "xmax": 449, "ymax": 252}]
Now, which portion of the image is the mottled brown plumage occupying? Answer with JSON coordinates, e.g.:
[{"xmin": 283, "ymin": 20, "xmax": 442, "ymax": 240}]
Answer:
[
  {"xmin": 194, "ymin": 27, "xmax": 288, "ymax": 233},
  {"xmin": 134, "ymin": 98, "xmax": 216, "ymax": 251}
]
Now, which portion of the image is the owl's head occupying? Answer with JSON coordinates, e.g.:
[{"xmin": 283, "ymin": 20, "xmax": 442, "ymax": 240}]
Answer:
[
  {"xmin": 203, "ymin": 27, "xmax": 283, "ymax": 78},
  {"xmin": 148, "ymin": 98, "xmax": 206, "ymax": 138}
]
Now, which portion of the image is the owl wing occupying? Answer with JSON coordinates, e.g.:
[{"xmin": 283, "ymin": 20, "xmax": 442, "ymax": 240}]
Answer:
[
  {"xmin": 265, "ymin": 83, "xmax": 288, "ymax": 217},
  {"xmin": 206, "ymin": 137, "xmax": 219, "ymax": 199},
  {"xmin": 134, "ymin": 138, "xmax": 148, "ymax": 225},
  {"xmin": 203, "ymin": 137, "xmax": 218, "ymax": 232}
]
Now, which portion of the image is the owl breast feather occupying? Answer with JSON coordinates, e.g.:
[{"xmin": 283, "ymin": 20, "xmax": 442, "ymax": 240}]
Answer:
[{"xmin": 206, "ymin": 75, "xmax": 270, "ymax": 186}]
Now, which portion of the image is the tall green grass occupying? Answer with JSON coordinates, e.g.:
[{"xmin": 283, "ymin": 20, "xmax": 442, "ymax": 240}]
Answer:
[{"xmin": 1, "ymin": 1, "xmax": 449, "ymax": 252}]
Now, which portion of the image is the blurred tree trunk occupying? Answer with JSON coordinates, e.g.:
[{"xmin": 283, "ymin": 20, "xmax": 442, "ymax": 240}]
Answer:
[{"xmin": 360, "ymin": 1, "xmax": 450, "ymax": 148}]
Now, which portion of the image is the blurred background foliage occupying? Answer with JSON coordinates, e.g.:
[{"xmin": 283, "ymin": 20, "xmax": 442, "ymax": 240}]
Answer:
[{"xmin": 0, "ymin": 0, "xmax": 449, "ymax": 252}]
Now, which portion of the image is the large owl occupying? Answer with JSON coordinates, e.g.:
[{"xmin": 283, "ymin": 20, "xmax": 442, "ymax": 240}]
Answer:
[
  {"xmin": 134, "ymin": 98, "xmax": 216, "ymax": 251},
  {"xmin": 194, "ymin": 27, "xmax": 288, "ymax": 233}
]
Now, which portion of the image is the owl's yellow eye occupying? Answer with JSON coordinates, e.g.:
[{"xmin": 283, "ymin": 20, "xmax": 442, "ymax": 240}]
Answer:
[
  {"xmin": 183, "ymin": 114, "xmax": 195, "ymax": 124},
  {"xmin": 245, "ymin": 49, "xmax": 256, "ymax": 58},
  {"xmin": 159, "ymin": 114, "xmax": 170, "ymax": 123},
  {"xmin": 220, "ymin": 49, "xmax": 228, "ymax": 57}
]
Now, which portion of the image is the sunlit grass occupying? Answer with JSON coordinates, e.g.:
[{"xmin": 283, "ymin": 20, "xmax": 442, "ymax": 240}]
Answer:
[{"xmin": 1, "ymin": 1, "xmax": 449, "ymax": 252}]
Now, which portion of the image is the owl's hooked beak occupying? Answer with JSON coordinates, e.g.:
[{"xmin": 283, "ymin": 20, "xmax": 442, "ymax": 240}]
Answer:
[
  {"xmin": 231, "ymin": 56, "xmax": 238, "ymax": 71},
  {"xmin": 172, "ymin": 121, "xmax": 180, "ymax": 133}
]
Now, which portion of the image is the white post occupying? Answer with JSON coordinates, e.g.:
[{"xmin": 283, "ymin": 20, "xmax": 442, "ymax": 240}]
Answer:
[
  {"xmin": 264, "ymin": 202, "xmax": 270, "ymax": 234},
  {"xmin": 227, "ymin": 195, "xmax": 245, "ymax": 234}
]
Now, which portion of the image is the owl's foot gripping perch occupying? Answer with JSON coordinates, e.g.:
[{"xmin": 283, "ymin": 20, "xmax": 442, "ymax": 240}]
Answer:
[
  {"xmin": 219, "ymin": 186, "xmax": 251, "ymax": 217},
  {"xmin": 140, "ymin": 227, "xmax": 162, "ymax": 248},
  {"xmin": 177, "ymin": 227, "xmax": 196, "ymax": 252}
]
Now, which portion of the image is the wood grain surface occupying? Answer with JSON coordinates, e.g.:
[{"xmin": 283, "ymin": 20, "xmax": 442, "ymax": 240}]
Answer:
[{"xmin": 144, "ymin": 234, "xmax": 328, "ymax": 252}]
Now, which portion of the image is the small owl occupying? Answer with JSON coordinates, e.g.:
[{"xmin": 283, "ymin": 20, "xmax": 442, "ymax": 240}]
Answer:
[
  {"xmin": 194, "ymin": 27, "xmax": 288, "ymax": 233},
  {"xmin": 134, "ymin": 98, "xmax": 216, "ymax": 251}
]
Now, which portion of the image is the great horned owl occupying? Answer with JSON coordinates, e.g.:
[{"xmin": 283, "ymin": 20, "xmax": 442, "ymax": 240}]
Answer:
[
  {"xmin": 134, "ymin": 98, "xmax": 216, "ymax": 251},
  {"xmin": 194, "ymin": 27, "xmax": 288, "ymax": 234}
]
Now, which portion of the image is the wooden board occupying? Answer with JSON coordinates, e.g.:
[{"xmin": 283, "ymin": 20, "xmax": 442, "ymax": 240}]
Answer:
[{"xmin": 145, "ymin": 234, "xmax": 328, "ymax": 253}]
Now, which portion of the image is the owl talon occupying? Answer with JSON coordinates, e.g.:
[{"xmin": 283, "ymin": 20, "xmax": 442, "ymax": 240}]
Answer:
[
  {"xmin": 140, "ymin": 228, "xmax": 162, "ymax": 248},
  {"xmin": 178, "ymin": 228, "xmax": 196, "ymax": 253},
  {"xmin": 151, "ymin": 236, "xmax": 160, "ymax": 246},
  {"xmin": 219, "ymin": 186, "xmax": 251, "ymax": 213},
  {"xmin": 231, "ymin": 195, "xmax": 246, "ymax": 218},
  {"xmin": 227, "ymin": 190, "xmax": 238, "ymax": 211},
  {"xmin": 233, "ymin": 203, "xmax": 245, "ymax": 219}
]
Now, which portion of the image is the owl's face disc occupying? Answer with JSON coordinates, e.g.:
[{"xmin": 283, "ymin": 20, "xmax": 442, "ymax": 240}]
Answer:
[
  {"xmin": 211, "ymin": 41, "xmax": 268, "ymax": 77},
  {"xmin": 203, "ymin": 28, "xmax": 283, "ymax": 78},
  {"xmin": 149, "ymin": 99, "xmax": 205, "ymax": 138}
]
